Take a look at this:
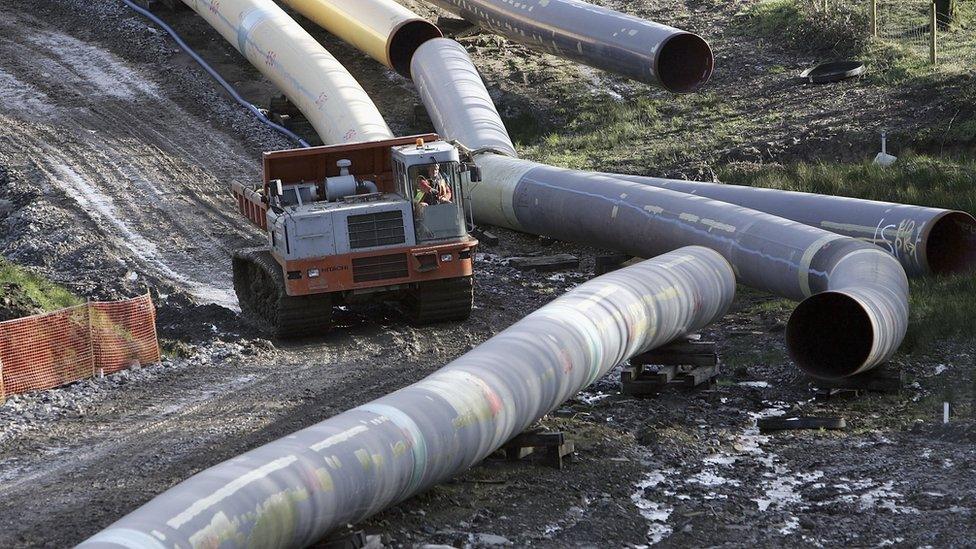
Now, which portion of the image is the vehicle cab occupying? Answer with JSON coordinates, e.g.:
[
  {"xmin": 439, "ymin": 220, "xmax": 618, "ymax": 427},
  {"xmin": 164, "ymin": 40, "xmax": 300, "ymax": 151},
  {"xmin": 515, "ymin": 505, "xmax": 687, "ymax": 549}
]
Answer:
[{"xmin": 391, "ymin": 138, "xmax": 469, "ymax": 244}]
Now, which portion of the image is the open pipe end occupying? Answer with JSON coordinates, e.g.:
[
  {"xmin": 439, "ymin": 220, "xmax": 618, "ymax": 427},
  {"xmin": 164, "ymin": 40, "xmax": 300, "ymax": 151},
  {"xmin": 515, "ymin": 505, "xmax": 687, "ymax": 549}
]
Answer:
[
  {"xmin": 925, "ymin": 211, "xmax": 976, "ymax": 275},
  {"xmin": 390, "ymin": 20, "xmax": 443, "ymax": 78},
  {"xmin": 656, "ymin": 33, "xmax": 714, "ymax": 93},
  {"xmin": 786, "ymin": 291, "xmax": 874, "ymax": 379}
]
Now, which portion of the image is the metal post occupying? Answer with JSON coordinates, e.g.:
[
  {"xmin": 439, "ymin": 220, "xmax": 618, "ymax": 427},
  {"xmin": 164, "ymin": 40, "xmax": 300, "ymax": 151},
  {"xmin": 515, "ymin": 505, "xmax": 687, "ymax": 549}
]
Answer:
[
  {"xmin": 870, "ymin": 0, "xmax": 878, "ymax": 37},
  {"xmin": 930, "ymin": 1, "xmax": 938, "ymax": 64}
]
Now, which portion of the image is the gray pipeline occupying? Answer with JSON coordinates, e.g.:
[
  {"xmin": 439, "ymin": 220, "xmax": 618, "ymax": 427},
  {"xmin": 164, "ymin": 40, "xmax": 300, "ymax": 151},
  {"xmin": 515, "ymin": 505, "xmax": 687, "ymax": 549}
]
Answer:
[
  {"xmin": 605, "ymin": 174, "xmax": 976, "ymax": 277},
  {"xmin": 413, "ymin": 38, "xmax": 975, "ymax": 279},
  {"xmin": 424, "ymin": 0, "xmax": 713, "ymax": 93},
  {"xmin": 79, "ymin": 247, "xmax": 735, "ymax": 548},
  {"xmin": 412, "ymin": 38, "xmax": 910, "ymax": 379}
]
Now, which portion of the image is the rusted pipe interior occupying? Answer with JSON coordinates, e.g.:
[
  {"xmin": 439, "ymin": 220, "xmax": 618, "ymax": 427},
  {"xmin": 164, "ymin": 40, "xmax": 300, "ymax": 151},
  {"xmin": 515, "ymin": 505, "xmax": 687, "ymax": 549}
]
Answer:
[
  {"xmin": 656, "ymin": 32, "xmax": 714, "ymax": 93},
  {"xmin": 389, "ymin": 20, "xmax": 442, "ymax": 77},
  {"xmin": 786, "ymin": 291, "xmax": 874, "ymax": 379},
  {"xmin": 926, "ymin": 211, "xmax": 976, "ymax": 275}
]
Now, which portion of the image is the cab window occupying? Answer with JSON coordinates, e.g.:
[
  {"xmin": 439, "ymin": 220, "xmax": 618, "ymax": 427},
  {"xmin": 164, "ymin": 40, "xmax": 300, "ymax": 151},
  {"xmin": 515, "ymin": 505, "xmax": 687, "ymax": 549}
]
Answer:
[{"xmin": 409, "ymin": 162, "xmax": 465, "ymax": 242}]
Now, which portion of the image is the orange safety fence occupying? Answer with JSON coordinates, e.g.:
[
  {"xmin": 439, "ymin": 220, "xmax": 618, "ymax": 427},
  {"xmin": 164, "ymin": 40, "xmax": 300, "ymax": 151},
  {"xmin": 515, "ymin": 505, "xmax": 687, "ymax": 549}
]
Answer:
[{"xmin": 0, "ymin": 294, "xmax": 159, "ymax": 401}]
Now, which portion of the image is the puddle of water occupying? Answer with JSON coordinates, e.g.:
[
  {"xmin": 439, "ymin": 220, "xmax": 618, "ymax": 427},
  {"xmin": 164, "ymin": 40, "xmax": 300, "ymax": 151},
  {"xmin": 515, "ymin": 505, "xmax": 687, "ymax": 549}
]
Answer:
[{"xmin": 631, "ymin": 470, "xmax": 673, "ymax": 546}]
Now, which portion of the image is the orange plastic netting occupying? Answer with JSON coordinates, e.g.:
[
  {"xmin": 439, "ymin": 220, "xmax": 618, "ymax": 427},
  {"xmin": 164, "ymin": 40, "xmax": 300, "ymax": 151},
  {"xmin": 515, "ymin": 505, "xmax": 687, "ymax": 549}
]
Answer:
[{"xmin": 0, "ymin": 294, "xmax": 159, "ymax": 400}]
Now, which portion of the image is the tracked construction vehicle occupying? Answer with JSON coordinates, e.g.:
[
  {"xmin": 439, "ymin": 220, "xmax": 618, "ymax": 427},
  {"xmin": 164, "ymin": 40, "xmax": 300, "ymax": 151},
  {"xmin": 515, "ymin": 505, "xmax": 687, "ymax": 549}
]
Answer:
[{"xmin": 231, "ymin": 134, "xmax": 480, "ymax": 337}]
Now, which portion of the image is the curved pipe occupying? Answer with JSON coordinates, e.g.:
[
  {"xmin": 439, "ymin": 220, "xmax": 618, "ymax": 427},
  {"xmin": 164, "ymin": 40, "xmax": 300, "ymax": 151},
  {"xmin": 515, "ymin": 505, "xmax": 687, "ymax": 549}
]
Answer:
[
  {"xmin": 178, "ymin": 0, "xmax": 393, "ymax": 144},
  {"xmin": 122, "ymin": 0, "xmax": 311, "ymax": 147},
  {"xmin": 278, "ymin": 0, "xmax": 442, "ymax": 77},
  {"xmin": 408, "ymin": 39, "xmax": 908, "ymax": 379},
  {"xmin": 425, "ymin": 0, "xmax": 714, "ymax": 92},
  {"xmin": 412, "ymin": 38, "xmax": 517, "ymax": 157},
  {"xmin": 80, "ymin": 247, "xmax": 736, "ymax": 548},
  {"xmin": 470, "ymin": 154, "xmax": 909, "ymax": 379},
  {"xmin": 603, "ymin": 174, "xmax": 976, "ymax": 277}
]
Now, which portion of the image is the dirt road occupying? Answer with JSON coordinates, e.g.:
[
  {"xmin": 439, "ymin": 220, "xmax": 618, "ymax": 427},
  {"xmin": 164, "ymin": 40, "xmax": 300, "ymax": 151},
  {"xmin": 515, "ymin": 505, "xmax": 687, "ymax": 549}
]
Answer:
[{"xmin": 0, "ymin": 1, "xmax": 974, "ymax": 548}]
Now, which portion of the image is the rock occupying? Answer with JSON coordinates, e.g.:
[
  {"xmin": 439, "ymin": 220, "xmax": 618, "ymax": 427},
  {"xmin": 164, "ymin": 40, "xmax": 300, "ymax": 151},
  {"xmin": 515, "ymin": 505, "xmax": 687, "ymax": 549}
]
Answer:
[
  {"xmin": 471, "ymin": 533, "xmax": 511, "ymax": 546},
  {"xmin": 0, "ymin": 198, "xmax": 15, "ymax": 217}
]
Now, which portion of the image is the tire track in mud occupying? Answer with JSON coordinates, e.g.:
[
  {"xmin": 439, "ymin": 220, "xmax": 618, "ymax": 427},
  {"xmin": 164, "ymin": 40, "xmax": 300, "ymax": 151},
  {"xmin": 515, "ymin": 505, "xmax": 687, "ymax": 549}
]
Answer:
[{"xmin": 0, "ymin": 10, "xmax": 263, "ymax": 310}]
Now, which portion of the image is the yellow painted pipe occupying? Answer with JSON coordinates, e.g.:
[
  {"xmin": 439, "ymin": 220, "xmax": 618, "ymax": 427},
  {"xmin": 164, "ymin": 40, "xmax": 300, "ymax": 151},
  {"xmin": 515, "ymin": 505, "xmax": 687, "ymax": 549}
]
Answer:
[
  {"xmin": 181, "ymin": 0, "xmax": 393, "ymax": 144},
  {"xmin": 277, "ymin": 0, "xmax": 442, "ymax": 77}
]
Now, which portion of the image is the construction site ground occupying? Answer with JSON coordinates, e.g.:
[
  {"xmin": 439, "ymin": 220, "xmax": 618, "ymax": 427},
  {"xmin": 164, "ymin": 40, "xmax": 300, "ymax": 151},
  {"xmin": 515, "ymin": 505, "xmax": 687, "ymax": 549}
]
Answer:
[{"xmin": 1, "ymin": 0, "xmax": 974, "ymax": 547}]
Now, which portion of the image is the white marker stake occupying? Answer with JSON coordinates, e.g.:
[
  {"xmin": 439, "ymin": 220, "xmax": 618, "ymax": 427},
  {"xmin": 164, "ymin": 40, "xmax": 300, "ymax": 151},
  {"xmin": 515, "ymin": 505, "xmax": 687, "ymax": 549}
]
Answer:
[{"xmin": 944, "ymin": 402, "xmax": 950, "ymax": 424}]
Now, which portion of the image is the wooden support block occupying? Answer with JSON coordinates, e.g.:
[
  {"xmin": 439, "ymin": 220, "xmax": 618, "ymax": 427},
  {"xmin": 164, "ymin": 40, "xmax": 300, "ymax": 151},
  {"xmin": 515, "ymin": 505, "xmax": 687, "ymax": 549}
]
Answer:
[
  {"xmin": 651, "ymin": 365, "xmax": 677, "ymax": 384},
  {"xmin": 633, "ymin": 340, "xmax": 717, "ymax": 367},
  {"xmin": 505, "ymin": 446, "xmax": 534, "ymax": 460},
  {"xmin": 621, "ymin": 378, "xmax": 664, "ymax": 396},
  {"xmin": 758, "ymin": 416, "xmax": 846, "ymax": 433},
  {"xmin": 678, "ymin": 364, "xmax": 720, "ymax": 388},
  {"xmin": 809, "ymin": 364, "xmax": 903, "ymax": 394},
  {"xmin": 501, "ymin": 430, "xmax": 574, "ymax": 469},
  {"xmin": 507, "ymin": 254, "xmax": 579, "ymax": 272}
]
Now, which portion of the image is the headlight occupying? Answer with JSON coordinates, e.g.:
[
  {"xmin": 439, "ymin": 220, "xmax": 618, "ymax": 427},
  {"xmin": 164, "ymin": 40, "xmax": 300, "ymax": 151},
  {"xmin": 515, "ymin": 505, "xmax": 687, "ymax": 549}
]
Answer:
[
  {"xmin": 440, "ymin": 254, "xmax": 453, "ymax": 262},
  {"xmin": 308, "ymin": 269, "xmax": 320, "ymax": 278}
]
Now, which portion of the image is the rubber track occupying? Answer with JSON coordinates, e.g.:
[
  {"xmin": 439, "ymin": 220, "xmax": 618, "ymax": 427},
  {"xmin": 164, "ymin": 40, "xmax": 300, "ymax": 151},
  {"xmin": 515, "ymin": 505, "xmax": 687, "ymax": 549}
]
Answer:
[
  {"xmin": 233, "ymin": 247, "xmax": 332, "ymax": 338},
  {"xmin": 406, "ymin": 276, "xmax": 474, "ymax": 324}
]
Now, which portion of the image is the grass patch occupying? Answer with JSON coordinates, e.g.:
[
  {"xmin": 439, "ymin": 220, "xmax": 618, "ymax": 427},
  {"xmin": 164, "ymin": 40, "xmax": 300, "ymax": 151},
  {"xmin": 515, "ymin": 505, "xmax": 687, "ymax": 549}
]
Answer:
[
  {"xmin": 519, "ymin": 90, "xmax": 752, "ymax": 172},
  {"xmin": 740, "ymin": 0, "xmax": 869, "ymax": 55},
  {"xmin": 0, "ymin": 259, "xmax": 82, "ymax": 316},
  {"xmin": 719, "ymin": 153, "xmax": 976, "ymax": 213},
  {"xmin": 741, "ymin": 0, "xmax": 976, "ymax": 82},
  {"xmin": 720, "ymin": 154, "xmax": 976, "ymax": 350}
]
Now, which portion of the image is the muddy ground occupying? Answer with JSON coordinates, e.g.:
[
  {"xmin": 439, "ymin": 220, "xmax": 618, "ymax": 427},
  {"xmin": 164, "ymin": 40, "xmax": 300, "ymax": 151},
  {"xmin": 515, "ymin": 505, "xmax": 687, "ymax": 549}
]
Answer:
[{"xmin": 0, "ymin": 0, "xmax": 974, "ymax": 547}]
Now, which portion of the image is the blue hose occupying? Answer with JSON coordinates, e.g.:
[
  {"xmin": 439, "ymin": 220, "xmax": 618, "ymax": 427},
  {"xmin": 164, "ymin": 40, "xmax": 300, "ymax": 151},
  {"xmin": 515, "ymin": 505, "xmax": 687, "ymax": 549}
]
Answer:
[{"xmin": 121, "ymin": 0, "xmax": 311, "ymax": 148}]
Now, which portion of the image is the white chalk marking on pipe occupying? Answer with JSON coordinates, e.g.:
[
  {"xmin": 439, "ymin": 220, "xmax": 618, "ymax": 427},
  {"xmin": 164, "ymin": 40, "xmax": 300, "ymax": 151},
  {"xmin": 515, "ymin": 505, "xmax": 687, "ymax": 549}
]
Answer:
[
  {"xmin": 310, "ymin": 424, "xmax": 370, "ymax": 452},
  {"xmin": 167, "ymin": 455, "xmax": 298, "ymax": 529}
]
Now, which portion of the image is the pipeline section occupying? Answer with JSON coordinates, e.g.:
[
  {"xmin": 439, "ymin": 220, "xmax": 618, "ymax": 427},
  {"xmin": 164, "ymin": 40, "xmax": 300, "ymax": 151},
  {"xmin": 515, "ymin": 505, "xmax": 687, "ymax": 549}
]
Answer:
[
  {"xmin": 179, "ymin": 0, "xmax": 393, "ymax": 144},
  {"xmin": 424, "ymin": 0, "xmax": 714, "ymax": 93},
  {"xmin": 80, "ymin": 247, "xmax": 736, "ymax": 548},
  {"xmin": 278, "ymin": 0, "xmax": 442, "ymax": 77},
  {"xmin": 410, "ymin": 38, "xmax": 909, "ymax": 379},
  {"xmin": 603, "ymin": 174, "xmax": 976, "ymax": 277},
  {"xmin": 122, "ymin": 0, "xmax": 310, "ymax": 147}
]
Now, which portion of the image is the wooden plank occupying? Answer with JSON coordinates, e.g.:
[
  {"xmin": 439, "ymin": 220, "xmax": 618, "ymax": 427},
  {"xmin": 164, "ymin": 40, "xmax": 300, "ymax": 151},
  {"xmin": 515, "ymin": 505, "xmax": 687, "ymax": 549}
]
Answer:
[
  {"xmin": 632, "ymin": 340, "xmax": 717, "ymax": 367},
  {"xmin": 650, "ymin": 365, "xmax": 677, "ymax": 384},
  {"xmin": 507, "ymin": 254, "xmax": 579, "ymax": 272},
  {"xmin": 507, "ymin": 431, "xmax": 564, "ymax": 447},
  {"xmin": 621, "ymin": 378, "xmax": 664, "ymax": 396},
  {"xmin": 758, "ymin": 416, "xmax": 846, "ymax": 433},
  {"xmin": 810, "ymin": 364, "xmax": 903, "ymax": 394},
  {"xmin": 678, "ymin": 364, "xmax": 720, "ymax": 388}
]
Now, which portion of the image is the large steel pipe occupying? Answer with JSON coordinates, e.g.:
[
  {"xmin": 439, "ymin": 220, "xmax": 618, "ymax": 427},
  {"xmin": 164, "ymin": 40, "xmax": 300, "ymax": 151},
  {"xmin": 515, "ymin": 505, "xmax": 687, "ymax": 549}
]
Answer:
[
  {"xmin": 424, "ymin": 0, "xmax": 714, "ymax": 93},
  {"xmin": 468, "ymin": 154, "xmax": 909, "ymax": 378},
  {"xmin": 409, "ymin": 36, "xmax": 909, "ymax": 378},
  {"xmin": 278, "ymin": 0, "xmax": 442, "ymax": 77},
  {"xmin": 412, "ymin": 38, "xmax": 517, "ymax": 156},
  {"xmin": 180, "ymin": 0, "xmax": 393, "ymax": 144},
  {"xmin": 604, "ymin": 174, "xmax": 976, "ymax": 277},
  {"xmin": 80, "ymin": 247, "xmax": 736, "ymax": 548},
  {"xmin": 410, "ymin": 39, "xmax": 975, "ymax": 279}
]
